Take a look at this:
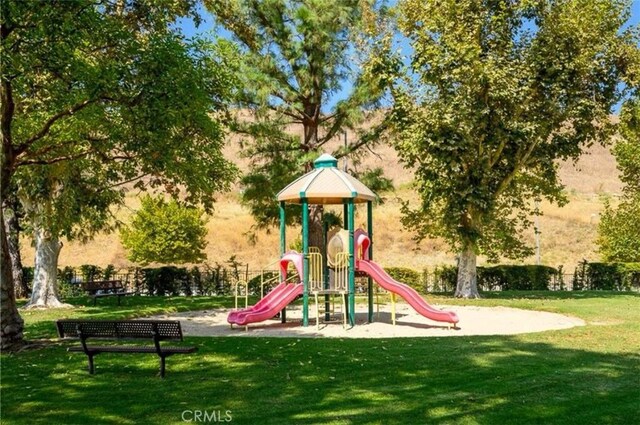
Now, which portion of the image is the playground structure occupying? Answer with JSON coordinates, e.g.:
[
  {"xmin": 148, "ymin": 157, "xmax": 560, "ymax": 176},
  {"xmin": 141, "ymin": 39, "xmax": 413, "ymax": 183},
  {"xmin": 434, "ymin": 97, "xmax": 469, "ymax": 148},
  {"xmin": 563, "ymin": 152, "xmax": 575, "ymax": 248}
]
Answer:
[{"xmin": 227, "ymin": 154, "xmax": 459, "ymax": 329}]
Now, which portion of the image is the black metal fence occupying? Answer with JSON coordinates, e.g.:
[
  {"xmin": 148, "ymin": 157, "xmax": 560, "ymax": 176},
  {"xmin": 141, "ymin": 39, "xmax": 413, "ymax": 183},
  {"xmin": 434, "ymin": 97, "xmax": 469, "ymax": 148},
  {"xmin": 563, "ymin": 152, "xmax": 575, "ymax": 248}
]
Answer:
[{"xmin": 21, "ymin": 262, "xmax": 639, "ymax": 300}]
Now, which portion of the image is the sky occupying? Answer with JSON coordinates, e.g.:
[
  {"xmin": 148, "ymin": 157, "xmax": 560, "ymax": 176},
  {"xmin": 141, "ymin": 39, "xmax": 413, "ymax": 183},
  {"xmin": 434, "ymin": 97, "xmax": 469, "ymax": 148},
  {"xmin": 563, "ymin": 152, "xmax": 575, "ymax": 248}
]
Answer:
[{"xmin": 178, "ymin": 1, "xmax": 640, "ymax": 112}]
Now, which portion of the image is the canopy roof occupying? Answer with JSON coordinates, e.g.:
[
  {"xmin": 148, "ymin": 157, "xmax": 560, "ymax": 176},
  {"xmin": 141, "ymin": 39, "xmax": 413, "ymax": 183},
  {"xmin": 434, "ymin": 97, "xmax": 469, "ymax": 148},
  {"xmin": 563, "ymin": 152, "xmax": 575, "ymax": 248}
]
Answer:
[{"xmin": 277, "ymin": 154, "xmax": 377, "ymax": 204}]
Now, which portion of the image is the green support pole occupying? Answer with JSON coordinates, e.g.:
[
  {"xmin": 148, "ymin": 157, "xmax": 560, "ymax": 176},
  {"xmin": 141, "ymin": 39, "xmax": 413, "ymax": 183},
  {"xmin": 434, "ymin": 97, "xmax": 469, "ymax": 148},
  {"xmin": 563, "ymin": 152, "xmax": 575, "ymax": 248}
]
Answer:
[
  {"xmin": 343, "ymin": 203, "xmax": 349, "ymax": 229},
  {"xmin": 348, "ymin": 200, "xmax": 356, "ymax": 327},
  {"xmin": 323, "ymin": 220, "xmax": 330, "ymax": 321},
  {"xmin": 279, "ymin": 202, "xmax": 286, "ymax": 257},
  {"xmin": 302, "ymin": 199, "xmax": 309, "ymax": 327},
  {"xmin": 280, "ymin": 201, "xmax": 287, "ymax": 323},
  {"xmin": 367, "ymin": 201, "xmax": 373, "ymax": 323}
]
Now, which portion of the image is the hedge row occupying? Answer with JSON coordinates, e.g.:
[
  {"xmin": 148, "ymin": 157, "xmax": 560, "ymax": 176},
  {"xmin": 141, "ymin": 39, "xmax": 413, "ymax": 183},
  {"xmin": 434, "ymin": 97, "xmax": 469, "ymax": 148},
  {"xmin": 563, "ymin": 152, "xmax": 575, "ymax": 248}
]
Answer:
[
  {"xmin": 572, "ymin": 261, "xmax": 640, "ymax": 291},
  {"xmin": 19, "ymin": 260, "xmax": 639, "ymax": 298},
  {"xmin": 385, "ymin": 265, "xmax": 562, "ymax": 293}
]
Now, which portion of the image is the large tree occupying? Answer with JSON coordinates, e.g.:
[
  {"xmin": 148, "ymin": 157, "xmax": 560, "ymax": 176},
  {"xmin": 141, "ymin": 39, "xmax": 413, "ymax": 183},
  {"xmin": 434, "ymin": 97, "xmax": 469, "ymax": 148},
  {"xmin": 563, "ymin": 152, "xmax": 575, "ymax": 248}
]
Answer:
[
  {"xmin": 598, "ymin": 98, "xmax": 640, "ymax": 262},
  {"xmin": 0, "ymin": 1, "xmax": 237, "ymax": 348},
  {"xmin": 205, "ymin": 0, "xmax": 392, "ymax": 247},
  {"xmin": 391, "ymin": 0, "xmax": 640, "ymax": 297}
]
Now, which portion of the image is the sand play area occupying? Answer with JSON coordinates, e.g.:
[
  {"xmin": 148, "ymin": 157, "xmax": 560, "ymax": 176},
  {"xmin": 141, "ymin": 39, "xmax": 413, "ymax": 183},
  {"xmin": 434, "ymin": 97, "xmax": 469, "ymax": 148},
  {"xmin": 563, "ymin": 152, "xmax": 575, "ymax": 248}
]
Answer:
[{"xmin": 149, "ymin": 303, "xmax": 584, "ymax": 338}]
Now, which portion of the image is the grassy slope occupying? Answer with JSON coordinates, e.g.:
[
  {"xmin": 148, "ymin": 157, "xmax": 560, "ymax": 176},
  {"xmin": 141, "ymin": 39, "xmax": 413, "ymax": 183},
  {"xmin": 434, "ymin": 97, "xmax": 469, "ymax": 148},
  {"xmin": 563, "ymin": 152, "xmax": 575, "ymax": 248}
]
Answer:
[
  {"xmin": 18, "ymin": 143, "xmax": 622, "ymax": 272},
  {"xmin": 2, "ymin": 292, "xmax": 639, "ymax": 425}
]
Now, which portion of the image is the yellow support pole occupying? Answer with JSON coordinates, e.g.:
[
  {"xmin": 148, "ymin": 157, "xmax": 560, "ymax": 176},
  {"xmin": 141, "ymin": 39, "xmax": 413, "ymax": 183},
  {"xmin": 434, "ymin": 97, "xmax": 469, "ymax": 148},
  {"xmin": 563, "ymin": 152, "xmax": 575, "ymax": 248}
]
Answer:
[
  {"xmin": 342, "ymin": 294, "xmax": 346, "ymax": 329},
  {"xmin": 315, "ymin": 293, "xmax": 320, "ymax": 330},
  {"xmin": 391, "ymin": 292, "xmax": 396, "ymax": 326}
]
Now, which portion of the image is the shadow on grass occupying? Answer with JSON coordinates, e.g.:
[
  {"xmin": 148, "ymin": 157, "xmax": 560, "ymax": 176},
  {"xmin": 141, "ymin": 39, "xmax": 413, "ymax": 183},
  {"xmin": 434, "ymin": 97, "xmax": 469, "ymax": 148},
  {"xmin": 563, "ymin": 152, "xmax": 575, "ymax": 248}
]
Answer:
[
  {"xmin": 2, "ymin": 335, "xmax": 638, "ymax": 425},
  {"xmin": 477, "ymin": 290, "xmax": 640, "ymax": 300},
  {"xmin": 16, "ymin": 296, "xmax": 241, "ymax": 341}
]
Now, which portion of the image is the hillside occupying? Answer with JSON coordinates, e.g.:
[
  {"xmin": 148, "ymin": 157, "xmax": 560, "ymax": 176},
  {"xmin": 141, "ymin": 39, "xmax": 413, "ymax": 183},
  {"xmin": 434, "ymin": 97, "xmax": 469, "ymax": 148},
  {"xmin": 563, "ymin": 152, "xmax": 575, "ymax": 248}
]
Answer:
[{"xmin": 19, "ymin": 141, "xmax": 622, "ymax": 272}]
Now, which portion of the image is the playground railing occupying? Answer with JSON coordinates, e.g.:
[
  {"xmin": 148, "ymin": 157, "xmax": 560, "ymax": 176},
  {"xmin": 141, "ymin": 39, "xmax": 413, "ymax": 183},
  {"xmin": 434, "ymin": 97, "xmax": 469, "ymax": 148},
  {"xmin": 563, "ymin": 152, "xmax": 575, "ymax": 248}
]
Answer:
[{"xmin": 233, "ymin": 280, "xmax": 248, "ymax": 311}]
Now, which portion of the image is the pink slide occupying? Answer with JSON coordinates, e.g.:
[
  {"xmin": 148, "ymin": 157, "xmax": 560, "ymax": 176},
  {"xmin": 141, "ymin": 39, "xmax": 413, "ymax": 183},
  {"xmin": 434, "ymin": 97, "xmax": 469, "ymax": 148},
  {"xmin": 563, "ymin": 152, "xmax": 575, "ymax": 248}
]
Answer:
[
  {"xmin": 227, "ymin": 282, "xmax": 287, "ymax": 324},
  {"xmin": 227, "ymin": 283, "xmax": 303, "ymax": 326},
  {"xmin": 357, "ymin": 259, "xmax": 459, "ymax": 324},
  {"xmin": 228, "ymin": 250, "xmax": 305, "ymax": 327}
]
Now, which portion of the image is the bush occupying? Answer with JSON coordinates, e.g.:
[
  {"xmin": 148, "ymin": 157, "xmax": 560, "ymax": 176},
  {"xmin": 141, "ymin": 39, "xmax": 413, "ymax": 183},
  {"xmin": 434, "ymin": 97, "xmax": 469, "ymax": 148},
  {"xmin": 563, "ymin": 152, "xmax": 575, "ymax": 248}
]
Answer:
[
  {"xmin": 142, "ymin": 267, "xmax": 191, "ymax": 296},
  {"xmin": 478, "ymin": 265, "xmax": 557, "ymax": 291},
  {"xmin": 431, "ymin": 266, "xmax": 457, "ymax": 292},
  {"xmin": 79, "ymin": 264, "xmax": 103, "ymax": 282},
  {"xmin": 573, "ymin": 261, "xmax": 640, "ymax": 291},
  {"xmin": 22, "ymin": 267, "xmax": 34, "ymax": 294},
  {"xmin": 425, "ymin": 264, "xmax": 559, "ymax": 292},
  {"xmin": 248, "ymin": 271, "xmax": 279, "ymax": 296},
  {"xmin": 121, "ymin": 195, "xmax": 208, "ymax": 265},
  {"xmin": 385, "ymin": 267, "xmax": 425, "ymax": 293}
]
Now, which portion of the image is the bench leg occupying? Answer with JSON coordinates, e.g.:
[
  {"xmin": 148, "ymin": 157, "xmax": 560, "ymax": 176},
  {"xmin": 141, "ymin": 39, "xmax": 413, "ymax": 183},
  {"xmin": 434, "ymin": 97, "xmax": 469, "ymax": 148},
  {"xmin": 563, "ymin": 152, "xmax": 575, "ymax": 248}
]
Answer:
[
  {"xmin": 117, "ymin": 295, "xmax": 121, "ymax": 306},
  {"xmin": 87, "ymin": 354, "xmax": 95, "ymax": 374},
  {"xmin": 93, "ymin": 297, "xmax": 97, "ymax": 306},
  {"xmin": 159, "ymin": 356, "xmax": 166, "ymax": 378}
]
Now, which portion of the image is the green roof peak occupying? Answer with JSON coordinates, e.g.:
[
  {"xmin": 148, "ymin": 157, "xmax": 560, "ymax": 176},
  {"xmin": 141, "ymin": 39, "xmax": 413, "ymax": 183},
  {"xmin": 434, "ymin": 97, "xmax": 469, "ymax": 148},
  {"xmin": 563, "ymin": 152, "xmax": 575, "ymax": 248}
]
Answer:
[{"xmin": 314, "ymin": 153, "xmax": 338, "ymax": 168}]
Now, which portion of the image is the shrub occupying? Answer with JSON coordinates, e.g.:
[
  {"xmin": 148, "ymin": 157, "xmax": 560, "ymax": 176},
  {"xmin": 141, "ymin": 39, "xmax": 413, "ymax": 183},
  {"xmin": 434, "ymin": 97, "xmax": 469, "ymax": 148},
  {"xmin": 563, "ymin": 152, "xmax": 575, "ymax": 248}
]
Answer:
[
  {"xmin": 58, "ymin": 266, "xmax": 81, "ymax": 298},
  {"xmin": 573, "ymin": 261, "xmax": 640, "ymax": 291},
  {"xmin": 384, "ymin": 267, "xmax": 425, "ymax": 293},
  {"xmin": 121, "ymin": 195, "xmax": 208, "ymax": 265},
  {"xmin": 431, "ymin": 266, "xmax": 457, "ymax": 292},
  {"xmin": 478, "ymin": 265, "xmax": 557, "ymax": 291},
  {"xmin": 248, "ymin": 271, "xmax": 279, "ymax": 296},
  {"xmin": 79, "ymin": 264, "xmax": 102, "ymax": 281},
  {"xmin": 21, "ymin": 267, "xmax": 34, "ymax": 294},
  {"xmin": 142, "ymin": 266, "xmax": 191, "ymax": 296},
  {"xmin": 426, "ymin": 264, "xmax": 558, "ymax": 292}
]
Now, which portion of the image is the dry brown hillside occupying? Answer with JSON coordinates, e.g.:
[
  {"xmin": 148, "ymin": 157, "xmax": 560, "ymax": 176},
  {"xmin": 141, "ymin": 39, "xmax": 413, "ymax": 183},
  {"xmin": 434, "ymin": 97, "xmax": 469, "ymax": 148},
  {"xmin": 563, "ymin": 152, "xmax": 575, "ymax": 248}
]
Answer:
[{"xmin": 20, "ymin": 140, "xmax": 622, "ymax": 272}]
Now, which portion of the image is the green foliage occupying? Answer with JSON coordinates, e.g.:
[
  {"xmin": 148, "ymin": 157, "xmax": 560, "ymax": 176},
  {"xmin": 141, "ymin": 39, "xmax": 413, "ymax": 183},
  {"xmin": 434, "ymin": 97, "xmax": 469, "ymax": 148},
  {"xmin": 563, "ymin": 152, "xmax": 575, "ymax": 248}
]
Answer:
[
  {"xmin": 141, "ymin": 264, "xmax": 244, "ymax": 296},
  {"xmin": 432, "ymin": 266, "xmax": 458, "ymax": 292},
  {"xmin": 206, "ymin": 0, "xmax": 394, "ymax": 231},
  {"xmin": 1, "ymin": 0, "xmax": 239, "ymax": 272},
  {"xmin": 430, "ymin": 265, "xmax": 559, "ymax": 292},
  {"xmin": 353, "ymin": 167, "xmax": 394, "ymax": 204},
  {"xmin": 598, "ymin": 196, "xmax": 640, "ymax": 262},
  {"xmin": 478, "ymin": 265, "xmax": 558, "ymax": 291},
  {"xmin": 247, "ymin": 271, "xmax": 280, "ymax": 296},
  {"xmin": 385, "ymin": 267, "xmax": 424, "ymax": 292},
  {"xmin": 141, "ymin": 266, "xmax": 192, "ymax": 296},
  {"xmin": 391, "ymin": 0, "xmax": 639, "ymax": 266},
  {"xmin": 120, "ymin": 196, "xmax": 208, "ymax": 266},
  {"xmin": 79, "ymin": 265, "xmax": 103, "ymax": 282},
  {"xmin": 573, "ymin": 261, "xmax": 640, "ymax": 291},
  {"xmin": 597, "ymin": 99, "xmax": 640, "ymax": 262}
]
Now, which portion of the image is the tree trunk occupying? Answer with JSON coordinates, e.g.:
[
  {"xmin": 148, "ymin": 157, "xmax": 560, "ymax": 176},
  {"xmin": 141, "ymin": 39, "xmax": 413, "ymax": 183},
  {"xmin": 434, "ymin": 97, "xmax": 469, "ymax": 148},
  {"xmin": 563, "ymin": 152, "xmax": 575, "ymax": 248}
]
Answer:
[
  {"xmin": 23, "ymin": 225, "xmax": 70, "ymax": 309},
  {"xmin": 1, "ymin": 208, "xmax": 24, "ymax": 350},
  {"xmin": 308, "ymin": 204, "xmax": 325, "ymax": 255},
  {"xmin": 303, "ymin": 121, "xmax": 326, "ymax": 257},
  {"xmin": 455, "ymin": 243, "xmax": 480, "ymax": 298},
  {"xmin": 3, "ymin": 201, "xmax": 28, "ymax": 298}
]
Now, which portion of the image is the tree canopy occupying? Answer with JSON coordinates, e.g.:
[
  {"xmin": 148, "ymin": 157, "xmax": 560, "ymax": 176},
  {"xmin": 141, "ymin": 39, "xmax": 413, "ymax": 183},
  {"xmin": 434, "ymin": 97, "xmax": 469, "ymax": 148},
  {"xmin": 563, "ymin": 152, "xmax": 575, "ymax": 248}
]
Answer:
[
  {"xmin": 598, "ymin": 98, "xmax": 640, "ymax": 262},
  {"xmin": 0, "ymin": 0, "xmax": 238, "ymax": 347},
  {"xmin": 391, "ymin": 0, "xmax": 640, "ymax": 297},
  {"xmin": 205, "ymin": 0, "xmax": 393, "ymax": 244}
]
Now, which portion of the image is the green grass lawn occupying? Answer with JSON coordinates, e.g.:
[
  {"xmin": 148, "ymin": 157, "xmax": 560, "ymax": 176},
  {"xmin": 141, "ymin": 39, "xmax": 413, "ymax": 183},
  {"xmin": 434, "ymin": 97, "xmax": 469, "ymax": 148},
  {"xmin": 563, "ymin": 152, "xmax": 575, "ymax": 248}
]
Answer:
[{"xmin": 2, "ymin": 292, "xmax": 639, "ymax": 425}]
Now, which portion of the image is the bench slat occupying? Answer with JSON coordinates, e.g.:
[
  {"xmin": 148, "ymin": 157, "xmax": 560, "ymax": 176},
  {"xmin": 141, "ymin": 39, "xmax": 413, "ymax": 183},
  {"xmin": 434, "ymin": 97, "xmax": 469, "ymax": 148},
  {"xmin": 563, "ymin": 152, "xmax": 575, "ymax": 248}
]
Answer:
[{"xmin": 68, "ymin": 346, "xmax": 197, "ymax": 354}]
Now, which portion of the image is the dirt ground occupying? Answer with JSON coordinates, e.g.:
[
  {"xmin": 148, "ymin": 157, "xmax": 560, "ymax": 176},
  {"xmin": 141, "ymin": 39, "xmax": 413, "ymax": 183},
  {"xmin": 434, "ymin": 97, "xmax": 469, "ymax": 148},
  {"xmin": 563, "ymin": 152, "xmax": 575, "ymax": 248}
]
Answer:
[{"xmin": 149, "ymin": 303, "xmax": 585, "ymax": 338}]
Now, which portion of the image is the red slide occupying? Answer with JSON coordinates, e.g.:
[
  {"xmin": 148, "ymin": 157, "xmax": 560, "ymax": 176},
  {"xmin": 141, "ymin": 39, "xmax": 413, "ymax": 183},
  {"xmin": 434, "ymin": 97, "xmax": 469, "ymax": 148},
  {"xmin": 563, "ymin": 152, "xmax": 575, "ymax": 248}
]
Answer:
[
  {"xmin": 357, "ymin": 260, "xmax": 459, "ymax": 324},
  {"xmin": 227, "ymin": 283, "xmax": 303, "ymax": 326}
]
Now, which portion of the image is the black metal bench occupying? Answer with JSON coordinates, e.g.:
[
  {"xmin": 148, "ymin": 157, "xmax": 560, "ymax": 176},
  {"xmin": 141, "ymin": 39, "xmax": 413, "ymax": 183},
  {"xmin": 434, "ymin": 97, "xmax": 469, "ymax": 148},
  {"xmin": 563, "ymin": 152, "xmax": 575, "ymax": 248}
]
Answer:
[
  {"xmin": 81, "ymin": 280, "xmax": 133, "ymax": 305},
  {"xmin": 56, "ymin": 320, "xmax": 197, "ymax": 378}
]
